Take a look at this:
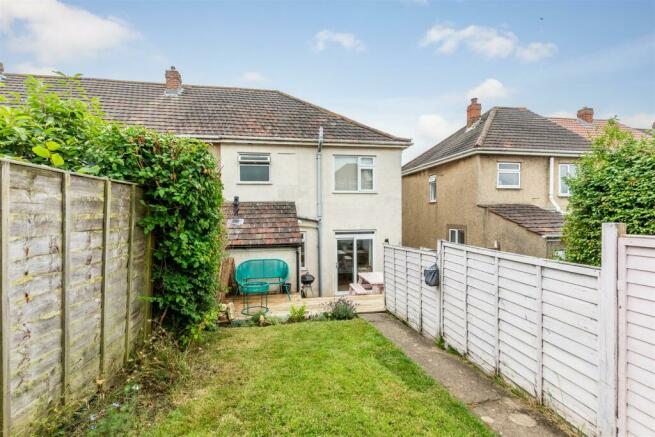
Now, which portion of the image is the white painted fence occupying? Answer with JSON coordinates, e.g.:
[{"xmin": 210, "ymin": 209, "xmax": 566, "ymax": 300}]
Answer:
[{"xmin": 383, "ymin": 224, "xmax": 655, "ymax": 437}]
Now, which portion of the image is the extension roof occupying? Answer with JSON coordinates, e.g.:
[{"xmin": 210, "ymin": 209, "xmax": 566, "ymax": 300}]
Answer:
[
  {"xmin": 223, "ymin": 201, "xmax": 302, "ymax": 249},
  {"xmin": 480, "ymin": 203, "xmax": 564, "ymax": 237},
  {"xmin": 0, "ymin": 73, "xmax": 410, "ymax": 146},
  {"xmin": 403, "ymin": 107, "xmax": 591, "ymax": 174}
]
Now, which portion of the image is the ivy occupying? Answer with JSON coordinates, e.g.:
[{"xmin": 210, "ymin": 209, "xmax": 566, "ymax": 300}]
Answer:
[
  {"xmin": 563, "ymin": 121, "xmax": 655, "ymax": 266},
  {"xmin": 0, "ymin": 76, "xmax": 223, "ymax": 338}
]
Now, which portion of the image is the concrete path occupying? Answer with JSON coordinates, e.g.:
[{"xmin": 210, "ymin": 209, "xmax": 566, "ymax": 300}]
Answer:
[{"xmin": 363, "ymin": 312, "xmax": 567, "ymax": 437}]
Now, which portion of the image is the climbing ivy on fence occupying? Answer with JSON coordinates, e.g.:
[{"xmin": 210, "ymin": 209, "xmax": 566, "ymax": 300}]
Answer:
[
  {"xmin": 0, "ymin": 75, "xmax": 223, "ymax": 339},
  {"xmin": 563, "ymin": 120, "xmax": 655, "ymax": 266}
]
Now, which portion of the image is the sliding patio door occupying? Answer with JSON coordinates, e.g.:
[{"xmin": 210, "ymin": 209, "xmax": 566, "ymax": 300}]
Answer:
[{"xmin": 336, "ymin": 233, "xmax": 374, "ymax": 294}]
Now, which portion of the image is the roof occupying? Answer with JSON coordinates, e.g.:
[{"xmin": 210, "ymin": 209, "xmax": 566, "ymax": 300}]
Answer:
[
  {"xmin": 0, "ymin": 73, "xmax": 410, "ymax": 146},
  {"xmin": 223, "ymin": 201, "xmax": 302, "ymax": 248},
  {"xmin": 403, "ymin": 107, "xmax": 592, "ymax": 174},
  {"xmin": 548, "ymin": 117, "xmax": 648, "ymax": 140},
  {"xmin": 480, "ymin": 204, "xmax": 564, "ymax": 237}
]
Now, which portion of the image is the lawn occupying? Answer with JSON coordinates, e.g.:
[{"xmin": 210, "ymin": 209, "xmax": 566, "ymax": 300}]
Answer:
[{"xmin": 138, "ymin": 319, "xmax": 493, "ymax": 436}]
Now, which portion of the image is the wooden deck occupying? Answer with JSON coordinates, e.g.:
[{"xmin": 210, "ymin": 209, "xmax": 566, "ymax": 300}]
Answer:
[{"xmin": 228, "ymin": 292, "xmax": 385, "ymax": 320}]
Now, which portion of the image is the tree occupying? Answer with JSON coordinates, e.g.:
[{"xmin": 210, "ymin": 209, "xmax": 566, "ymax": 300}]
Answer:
[{"xmin": 564, "ymin": 121, "xmax": 655, "ymax": 266}]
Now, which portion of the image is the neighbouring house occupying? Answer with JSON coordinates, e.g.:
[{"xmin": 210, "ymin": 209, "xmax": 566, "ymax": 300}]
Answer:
[
  {"xmin": 0, "ymin": 64, "xmax": 411, "ymax": 296},
  {"xmin": 402, "ymin": 99, "xmax": 649, "ymax": 258}
]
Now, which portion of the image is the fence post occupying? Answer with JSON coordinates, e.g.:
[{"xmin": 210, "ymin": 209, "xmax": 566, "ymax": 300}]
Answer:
[
  {"xmin": 463, "ymin": 247, "xmax": 468, "ymax": 355},
  {"xmin": 535, "ymin": 264, "xmax": 543, "ymax": 403},
  {"xmin": 598, "ymin": 223, "xmax": 624, "ymax": 437},
  {"xmin": 1, "ymin": 161, "xmax": 11, "ymax": 435},
  {"xmin": 61, "ymin": 173, "xmax": 71, "ymax": 403},
  {"xmin": 494, "ymin": 255, "xmax": 500, "ymax": 374},
  {"xmin": 144, "ymin": 231, "xmax": 154, "ymax": 337},
  {"xmin": 124, "ymin": 186, "xmax": 136, "ymax": 365},
  {"xmin": 100, "ymin": 180, "xmax": 112, "ymax": 379},
  {"xmin": 418, "ymin": 253, "xmax": 423, "ymax": 334},
  {"xmin": 438, "ymin": 240, "xmax": 445, "ymax": 339}
]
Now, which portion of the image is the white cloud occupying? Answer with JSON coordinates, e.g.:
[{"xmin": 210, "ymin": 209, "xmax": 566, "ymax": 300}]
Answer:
[
  {"xmin": 313, "ymin": 30, "xmax": 365, "ymax": 52},
  {"xmin": 240, "ymin": 71, "xmax": 270, "ymax": 84},
  {"xmin": 515, "ymin": 42, "xmax": 558, "ymax": 62},
  {"xmin": 420, "ymin": 23, "xmax": 557, "ymax": 62},
  {"xmin": 12, "ymin": 63, "xmax": 57, "ymax": 75},
  {"xmin": 619, "ymin": 113, "xmax": 655, "ymax": 129},
  {"xmin": 0, "ymin": 0, "xmax": 138, "ymax": 65},
  {"xmin": 465, "ymin": 78, "xmax": 509, "ymax": 101}
]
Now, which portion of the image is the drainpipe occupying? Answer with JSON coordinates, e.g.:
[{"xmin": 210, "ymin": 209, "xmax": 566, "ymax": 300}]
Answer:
[
  {"xmin": 548, "ymin": 157, "xmax": 562, "ymax": 213},
  {"xmin": 316, "ymin": 127, "xmax": 324, "ymax": 296},
  {"xmin": 295, "ymin": 246, "xmax": 300, "ymax": 294}
]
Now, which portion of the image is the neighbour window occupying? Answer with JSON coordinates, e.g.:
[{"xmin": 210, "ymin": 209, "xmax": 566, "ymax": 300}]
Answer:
[
  {"xmin": 428, "ymin": 175, "xmax": 437, "ymax": 202},
  {"xmin": 300, "ymin": 232, "xmax": 306, "ymax": 268},
  {"xmin": 334, "ymin": 156, "xmax": 375, "ymax": 192},
  {"xmin": 448, "ymin": 228, "xmax": 465, "ymax": 244},
  {"xmin": 559, "ymin": 163, "xmax": 577, "ymax": 196},
  {"xmin": 497, "ymin": 162, "xmax": 521, "ymax": 188},
  {"xmin": 238, "ymin": 153, "xmax": 270, "ymax": 182}
]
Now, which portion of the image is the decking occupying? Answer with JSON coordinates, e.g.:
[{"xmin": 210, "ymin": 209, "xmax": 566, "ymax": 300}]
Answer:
[{"xmin": 228, "ymin": 292, "xmax": 385, "ymax": 320}]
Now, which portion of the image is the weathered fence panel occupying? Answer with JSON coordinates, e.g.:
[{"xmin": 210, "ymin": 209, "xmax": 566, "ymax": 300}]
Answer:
[
  {"xmin": 617, "ymin": 235, "xmax": 655, "ymax": 437},
  {"xmin": 384, "ymin": 229, "xmax": 655, "ymax": 437},
  {"xmin": 0, "ymin": 159, "xmax": 152, "ymax": 435}
]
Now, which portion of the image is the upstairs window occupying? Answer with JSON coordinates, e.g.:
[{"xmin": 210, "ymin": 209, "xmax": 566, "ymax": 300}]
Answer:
[
  {"xmin": 334, "ymin": 156, "xmax": 375, "ymax": 192},
  {"xmin": 428, "ymin": 175, "xmax": 437, "ymax": 202},
  {"xmin": 559, "ymin": 163, "xmax": 577, "ymax": 196},
  {"xmin": 238, "ymin": 153, "xmax": 270, "ymax": 182},
  {"xmin": 497, "ymin": 162, "xmax": 521, "ymax": 188}
]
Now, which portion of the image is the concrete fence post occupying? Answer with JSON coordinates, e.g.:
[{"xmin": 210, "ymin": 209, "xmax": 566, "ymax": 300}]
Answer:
[
  {"xmin": 1, "ymin": 162, "xmax": 11, "ymax": 435},
  {"xmin": 100, "ymin": 180, "xmax": 112, "ymax": 379},
  {"xmin": 61, "ymin": 173, "xmax": 71, "ymax": 403},
  {"xmin": 598, "ymin": 222, "xmax": 625, "ymax": 437}
]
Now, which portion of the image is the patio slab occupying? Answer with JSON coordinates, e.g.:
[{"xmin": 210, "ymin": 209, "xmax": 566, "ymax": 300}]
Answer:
[{"xmin": 362, "ymin": 312, "xmax": 568, "ymax": 437}]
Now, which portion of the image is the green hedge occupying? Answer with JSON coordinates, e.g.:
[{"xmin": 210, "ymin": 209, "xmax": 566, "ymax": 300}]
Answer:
[
  {"xmin": 0, "ymin": 75, "xmax": 223, "ymax": 339},
  {"xmin": 563, "ymin": 121, "xmax": 655, "ymax": 266}
]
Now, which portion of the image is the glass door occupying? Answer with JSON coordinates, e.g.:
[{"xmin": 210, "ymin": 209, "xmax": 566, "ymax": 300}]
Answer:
[{"xmin": 336, "ymin": 234, "xmax": 374, "ymax": 294}]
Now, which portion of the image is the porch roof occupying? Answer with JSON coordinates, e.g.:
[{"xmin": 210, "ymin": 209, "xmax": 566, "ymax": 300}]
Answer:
[
  {"xmin": 223, "ymin": 201, "xmax": 302, "ymax": 249},
  {"xmin": 479, "ymin": 203, "xmax": 564, "ymax": 237}
]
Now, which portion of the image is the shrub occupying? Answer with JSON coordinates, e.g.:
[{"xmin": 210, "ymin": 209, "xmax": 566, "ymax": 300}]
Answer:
[
  {"xmin": 563, "ymin": 121, "xmax": 655, "ymax": 265},
  {"xmin": 251, "ymin": 311, "xmax": 283, "ymax": 326},
  {"xmin": 288, "ymin": 304, "xmax": 307, "ymax": 323},
  {"xmin": 0, "ymin": 75, "xmax": 224, "ymax": 337},
  {"xmin": 325, "ymin": 297, "xmax": 357, "ymax": 320}
]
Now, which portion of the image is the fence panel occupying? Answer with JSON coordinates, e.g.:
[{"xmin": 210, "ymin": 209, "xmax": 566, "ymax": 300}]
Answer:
[
  {"xmin": 0, "ymin": 159, "xmax": 152, "ymax": 435},
  {"xmin": 617, "ymin": 236, "xmax": 655, "ymax": 437},
  {"xmin": 419, "ymin": 251, "xmax": 439, "ymax": 338}
]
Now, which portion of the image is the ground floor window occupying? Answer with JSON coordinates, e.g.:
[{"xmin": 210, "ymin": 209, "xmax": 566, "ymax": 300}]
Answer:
[
  {"xmin": 336, "ymin": 233, "xmax": 374, "ymax": 293},
  {"xmin": 448, "ymin": 228, "xmax": 465, "ymax": 244}
]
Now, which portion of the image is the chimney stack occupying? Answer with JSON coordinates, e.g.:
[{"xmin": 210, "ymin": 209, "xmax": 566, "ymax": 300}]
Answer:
[
  {"xmin": 165, "ymin": 66, "xmax": 182, "ymax": 95},
  {"xmin": 577, "ymin": 107, "xmax": 593, "ymax": 124},
  {"xmin": 466, "ymin": 98, "xmax": 481, "ymax": 128}
]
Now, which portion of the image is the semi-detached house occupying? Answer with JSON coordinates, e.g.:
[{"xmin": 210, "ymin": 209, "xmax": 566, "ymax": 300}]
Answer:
[{"xmin": 0, "ymin": 65, "xmax": 411, "ymax": 296}]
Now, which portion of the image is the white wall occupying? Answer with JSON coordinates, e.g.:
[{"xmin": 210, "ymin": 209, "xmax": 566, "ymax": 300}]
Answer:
[
  {"xmin": 229, "ymin": 247, "xmax": 298, "ymax": 293},
  {"xmin": 219, "ymin": 142, "xmax": 404, "ymax": 296}
]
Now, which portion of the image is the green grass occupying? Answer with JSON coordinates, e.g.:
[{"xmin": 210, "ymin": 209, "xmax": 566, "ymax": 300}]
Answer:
[{"xmin": 140, "ymin": 319, "xmax": 493, "ymax": 436}]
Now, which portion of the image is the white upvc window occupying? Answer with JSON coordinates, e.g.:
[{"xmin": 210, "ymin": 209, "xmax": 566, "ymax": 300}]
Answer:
[
  {"xmin": 559, "ymin": 163, "xmax": 577, "ymax": 196},
  {"xmin": 448, "ymin": 228, "xmax": 465, "ymax": 244},
  {"xmin": 334, "ymin": 156, "xmax": 375, "ymax": 192},
  {"xmin": 428, "ymin": 175, "xmax": 437, "ymax": 203},
  {"xmin": 497, "ymin": 162, "xmax": 521, "ymax": 188},
  {"xmin": 238, "ymin": 153, "xmax": 270, "ymax": 183}
]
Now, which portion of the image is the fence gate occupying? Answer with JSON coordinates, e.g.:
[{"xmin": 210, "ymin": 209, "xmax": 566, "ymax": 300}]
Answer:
[{"xmin": 616, "ymin": 235, "xmax": 655, "ymax": 437}]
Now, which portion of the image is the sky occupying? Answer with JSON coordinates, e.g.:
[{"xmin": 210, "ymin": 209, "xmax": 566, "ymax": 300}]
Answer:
[{"xmin": 1, "ymin": 0, "xmax": 654, "ymax": 162}]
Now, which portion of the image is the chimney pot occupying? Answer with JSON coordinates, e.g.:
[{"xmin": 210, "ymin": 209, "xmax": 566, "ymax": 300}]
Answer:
[
  {"xmin": 466, "ymin": 98, "xmax": 481, "ymax": 128},
  {"xmin": 165, "ymin": 66, "xmax": 182, "ymax": 94},
  {"xmin": 577, "ymin": 107, "xmax": 594, "ymax": 123}
]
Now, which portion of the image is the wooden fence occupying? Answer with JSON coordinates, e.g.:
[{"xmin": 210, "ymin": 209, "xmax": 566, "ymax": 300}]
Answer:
[
  {"xmin": 0, "ymin": 159, "xmax": 153, "ymax": 435},
  {"xmin": 384, "ymin": 224, "xmax": 655, "ymax": 437}
]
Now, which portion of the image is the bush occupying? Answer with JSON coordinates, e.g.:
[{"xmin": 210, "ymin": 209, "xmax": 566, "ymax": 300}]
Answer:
[
  {"xmin": 0, "ymin": 75, "xmax": 224, "ymax": 337},
  {"xmin": 563, "ymin": 121, "xmax": 655, "ymax": 265},
  {"xmin": 325, "ymin": 297, "xmax": 357, "ymax": 320},
  {"xmin": 288, "ymin": 304, "xmax": 307, "ymax": 323}
]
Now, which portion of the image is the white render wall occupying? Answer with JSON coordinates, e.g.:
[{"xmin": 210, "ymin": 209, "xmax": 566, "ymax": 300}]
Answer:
[
  {"xmin": 217, "ymin": 142, "xmax": 403, "ymax": 296},
  {"xmin": 228, "ymin": 247, "xmax": 298, "ymax": 293}
]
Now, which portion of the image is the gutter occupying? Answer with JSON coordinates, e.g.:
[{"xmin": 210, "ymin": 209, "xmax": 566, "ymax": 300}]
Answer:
[
  {"xmin": 175, "ymin": 134, "xmax": 411, "ymax": 148},
  {"xmin": 402, "ymin": 148, "xmax": 587, "ymax": 176},
  {"xmin": 548, "ymin": 157, "xmax": 562, "ymax": 213}
]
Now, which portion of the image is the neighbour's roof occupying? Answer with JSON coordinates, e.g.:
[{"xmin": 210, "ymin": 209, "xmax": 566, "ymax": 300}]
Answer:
[
  {"xmin": 402, "ymin": 107, "xmax": 591, "ymax": 174},
  {"xmin": 548, "ymin": 117, "xmax": 647, "ymax": 140},
  {"xmin": 0, "ymin": 73, "xmax": 410, "ymax": 145},
  {"xmin": 480, "ymin": 203, "xmax": 564, "ymax": 237},
  {"xmin": 223, "ymin": 201, "xmax": 302, "ymax": 249}
]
